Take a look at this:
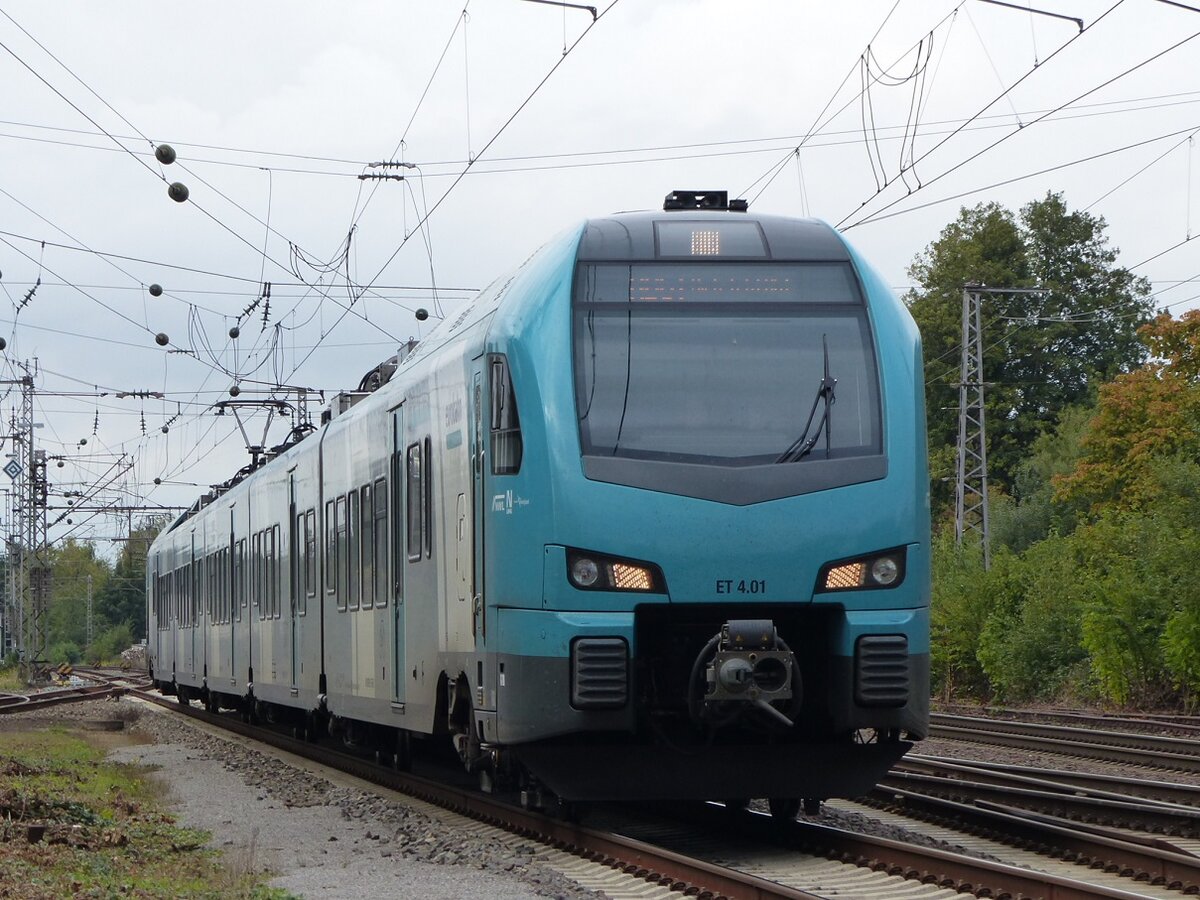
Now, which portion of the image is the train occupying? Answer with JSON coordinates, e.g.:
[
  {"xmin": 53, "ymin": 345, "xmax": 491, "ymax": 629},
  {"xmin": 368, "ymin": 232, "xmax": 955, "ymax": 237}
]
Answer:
[{"xmin": 147, "ymin": 190, "xmax": 930, "ymax": 816}]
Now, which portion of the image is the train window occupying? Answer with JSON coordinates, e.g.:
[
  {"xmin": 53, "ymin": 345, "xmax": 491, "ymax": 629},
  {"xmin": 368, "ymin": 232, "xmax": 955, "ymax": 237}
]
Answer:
[
  {"xmin": 490, "ymin": 356, "xmax": 522, "ymax": 475},
  {"xmin": 270, "ymin": 528, "xmax": 278, "ymax": 619},
  {"xmin": 347, "ymin": 492, "xmax": 359, "ymax": 612},
  {"xmin": 218, "ymin": 548, "xmax": 227, "ymax": 624},
  {"xmin": 360, "ymin": 483, "xmax": 374, "ymax": 610},
  {"xmin": 235, "ymin": 539, "xmax": 246, "ymax": 621},
  {"xmin": 573, "ymin": 262, "xmax": 880, "ymax": 467},
  {"xmin": 324, "ymin": 500, "xmax": 335, "ymax": 595},
  {"xmin": 406, "ymin": 443, "xmax": 422, "ymax": 563},
  {"xmin": 250, "ymin": 532, "xmax": 260, "ymax": 617},
  {"xmin": 336, "ymin": 495, "xmax": 348, "ymax": 612},
  {"xmin": 207, "ymin": 555, "xmax": 215, "ymax": 620},
  {"xmin": 304, "ymin": 509, "xmax": 316, "ymax": 602},
  {"xmin": 423, "ymin": 435, "xmax": 433, "ymax": 559},
  {"xmin": 373, "ymin": 478, "xmax": 387, "ymax": 608}
]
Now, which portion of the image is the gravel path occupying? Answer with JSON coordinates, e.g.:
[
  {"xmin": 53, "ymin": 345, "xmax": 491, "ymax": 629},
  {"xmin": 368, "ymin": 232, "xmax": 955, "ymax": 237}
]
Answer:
[{"xmin": 6, "ymin": 696, "xmax": 600, "ymax": 899}]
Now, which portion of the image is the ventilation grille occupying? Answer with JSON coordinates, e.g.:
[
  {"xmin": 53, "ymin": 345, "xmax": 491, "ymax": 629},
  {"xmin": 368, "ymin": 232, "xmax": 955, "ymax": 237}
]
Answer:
[
  {"xmin": 571, "ymin": 638, "xmax": 628, "ymax": 709},
  {"xmin": 855, "ymin": 634, "xmax": 909, "ymax": 707}
]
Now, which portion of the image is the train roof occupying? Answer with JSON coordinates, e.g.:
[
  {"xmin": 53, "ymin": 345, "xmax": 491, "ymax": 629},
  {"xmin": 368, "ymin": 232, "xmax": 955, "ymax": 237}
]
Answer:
[{"xmin": 577, "ymin": 210, "xmax": 849, "ymax": 263}]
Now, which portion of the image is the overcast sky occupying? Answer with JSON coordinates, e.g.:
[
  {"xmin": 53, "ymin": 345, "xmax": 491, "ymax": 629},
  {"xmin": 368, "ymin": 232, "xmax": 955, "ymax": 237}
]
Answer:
[{"xmin": 0, "ymin": 0, "xmax": 1197, "ymax": 553}]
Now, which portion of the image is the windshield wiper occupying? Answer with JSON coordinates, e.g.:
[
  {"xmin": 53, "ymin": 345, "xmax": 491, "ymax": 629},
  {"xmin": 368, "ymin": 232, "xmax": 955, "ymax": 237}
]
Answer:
[{"xmin": 776, "ymin": 334, "xmax": 836, "ymax": 463}]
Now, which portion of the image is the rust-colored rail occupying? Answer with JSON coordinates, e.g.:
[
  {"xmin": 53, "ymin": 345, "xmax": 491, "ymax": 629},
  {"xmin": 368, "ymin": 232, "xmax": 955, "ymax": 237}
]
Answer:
[{"xmin": 127, "ymin": 687, "xmax": 1152, "ymax": 900}]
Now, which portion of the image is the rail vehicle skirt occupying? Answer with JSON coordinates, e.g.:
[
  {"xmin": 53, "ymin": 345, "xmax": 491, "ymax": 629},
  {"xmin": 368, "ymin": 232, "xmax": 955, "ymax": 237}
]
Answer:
[{"xmin": 512, "ymin": 739, "xmax": 910, "ymax": 802}]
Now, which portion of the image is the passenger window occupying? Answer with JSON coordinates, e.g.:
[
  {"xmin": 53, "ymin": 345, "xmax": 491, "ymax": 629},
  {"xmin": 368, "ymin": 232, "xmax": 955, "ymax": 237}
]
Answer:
[
  {"xmin": 304, "ymin": 509, "xmax": 316, "ymax": 601},
  {"xmin": 424, "ymin": 436, "xmax": 433, "ymax": 559},
  {"xmin": 336, "ymin": 496, "xmax": 348, "ymax": 611},
  {"xmin": 406, "ymin": 443, "xmax": 422, "ymax": 562},
  {"xmin": 373, "ymin": 477, "xmax": 388, "ymax": 608},
  {"xmin": 361, "ymin": 483, "xmax": 374, "ymax": 610},
  {"xmin": 347, "ymin": 492, "xmax": 359, "ymax": 611},
  {"xmin": 324, "ymin": 500, "xmax": 336, "ymax": 594}
]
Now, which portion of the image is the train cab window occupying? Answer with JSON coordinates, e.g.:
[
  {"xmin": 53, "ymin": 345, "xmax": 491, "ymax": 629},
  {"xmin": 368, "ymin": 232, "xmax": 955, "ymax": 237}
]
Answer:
[
  {"xmin": 324, "ymin": 500, "xmax": 336, "ymax": 596},
  {"xmin": 360, "ymin": 483, "xmax": 374, "ymax": 609},
  {"xmin": 372, "ymin": 478, "xmax": 387, "ymax": 608},
  {"xmin": 347, "ymin": 492, "xmax": 359, "ymax": 611},
  {"xmin": 406, "ymin": 443, "xmax": 422, "ymax": 563},
  {"xmin": 490, "ymin": 356, "xmax": 522, "ymax": 475},
  {"xmin": 573, "ymin": 262, "xmax": 881, "ymax": 469}
]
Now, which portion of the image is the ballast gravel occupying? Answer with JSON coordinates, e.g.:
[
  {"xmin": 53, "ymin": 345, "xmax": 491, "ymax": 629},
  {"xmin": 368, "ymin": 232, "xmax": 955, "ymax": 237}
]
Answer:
[{"xmin": 8, "ymin": 697, "xmax": 598, "ymax": 899}]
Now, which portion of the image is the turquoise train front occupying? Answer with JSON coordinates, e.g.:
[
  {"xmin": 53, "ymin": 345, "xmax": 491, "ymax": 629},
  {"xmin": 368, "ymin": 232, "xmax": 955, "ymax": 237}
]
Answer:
[{"xmin": 478, "ymin": 192, "xmax": 930, "ymax": 806}]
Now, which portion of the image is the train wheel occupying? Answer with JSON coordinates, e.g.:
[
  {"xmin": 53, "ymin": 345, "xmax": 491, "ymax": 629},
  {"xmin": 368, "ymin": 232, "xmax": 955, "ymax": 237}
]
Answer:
[
  {"xmin": 768, "ymin": 798, "xmax": 801, "ymax": 821},
  {"xmin": 204, "ymin": 691, "xmax": 218, "ymax": 714},
  {"xmin": 176, "ymin": 685, "xmax": 188, "ymax": 706},
  {"xmin": 305, "ymin": 711, "xmax": 321, "ymax": 743},
  {"xmin": 393, "ymin": 730, "xmax": 412, "ymax": 771}
]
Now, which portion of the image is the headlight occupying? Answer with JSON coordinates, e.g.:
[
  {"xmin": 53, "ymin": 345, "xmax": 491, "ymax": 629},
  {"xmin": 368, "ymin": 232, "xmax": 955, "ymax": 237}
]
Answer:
[
  {"xmin": 566, "ymin": 549, "xmax": 665, "ymax": 593},
  {"xmin": 570, "ymin": 557, "xmax": 600, "ymax": 588},
  {"xmin": 817, "ymin": 548, "xmax": 906, "ymax": 592}
]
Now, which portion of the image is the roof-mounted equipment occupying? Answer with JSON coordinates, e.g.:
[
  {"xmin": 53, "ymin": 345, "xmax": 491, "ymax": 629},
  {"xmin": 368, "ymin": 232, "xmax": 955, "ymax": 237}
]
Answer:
[{"xmin": 663, "ymin": 190, "xmax": 748, "ymax": 212}]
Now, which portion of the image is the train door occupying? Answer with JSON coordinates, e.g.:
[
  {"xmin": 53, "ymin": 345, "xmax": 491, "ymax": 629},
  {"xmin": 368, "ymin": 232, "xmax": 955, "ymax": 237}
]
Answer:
[
  {"xmin": 471, "ymin": 368, "xmax": 485, "ymax": 644},
  {"xmin": 390, "ymin": 404, "xmax": 406, "ymax": 704},
  {"xmin": 288, "ymin": 471, "xmax": 299, "ymax": 690}
]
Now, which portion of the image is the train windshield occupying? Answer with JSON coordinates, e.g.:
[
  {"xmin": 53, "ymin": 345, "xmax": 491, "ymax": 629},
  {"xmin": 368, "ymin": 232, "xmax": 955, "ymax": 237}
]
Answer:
[{"xmin": 573, "ymin": 262, "xmax": 881, "ymax": 466}]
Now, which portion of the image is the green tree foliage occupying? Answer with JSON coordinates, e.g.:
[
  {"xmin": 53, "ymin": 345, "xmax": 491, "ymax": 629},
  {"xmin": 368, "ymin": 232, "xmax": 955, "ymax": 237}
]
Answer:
[
  {"xmin": 91, "ymin": 623, "xmax": 135, "ymax": 663},
  {"xmin": 94, "ymin": 516, "xmax": 167, "ymax": 640},
  {"xmin": 46, "ymin": 540, "xmax": 110, "ymax": 650},
  {"xmin": 907, "ymin": 193, "xmax": 1152, "ymax": 511}
]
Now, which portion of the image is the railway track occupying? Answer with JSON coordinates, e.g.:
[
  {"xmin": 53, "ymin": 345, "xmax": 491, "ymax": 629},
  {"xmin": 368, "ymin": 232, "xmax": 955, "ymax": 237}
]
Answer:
[
  {"xmin": 938, "ymin": 705, "xmax": 1200, "ymax": 734},
  {"xmin": 103, "ymin": 681, "xmax": 1161, "ymax": 900},
  {"xmin": 0, "ymin": 680, "xmax": 122, "ymax": 713},
  {"xmin": 930, "ymin": 713, "xmax": 1200, "ymax": 773},
  {"xmin": 8, "ymin": 673, "xmax": 1180, "ymax": 898}
]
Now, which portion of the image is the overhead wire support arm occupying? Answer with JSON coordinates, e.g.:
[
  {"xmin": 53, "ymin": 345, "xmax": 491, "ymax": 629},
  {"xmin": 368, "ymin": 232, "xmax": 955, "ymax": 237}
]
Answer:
[
  {"xmin": 518, "ymin": 0, "xmax": 597, "ymax": 20},
  {"xmin": 975, "ymin": 0, "xmax": 1083, "ymax": 32}
]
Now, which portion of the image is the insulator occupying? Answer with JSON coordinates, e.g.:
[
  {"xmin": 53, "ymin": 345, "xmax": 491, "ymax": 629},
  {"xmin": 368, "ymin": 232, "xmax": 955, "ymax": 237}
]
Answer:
[
  {"xmin": 155, "ymin": 332, "xmax": 169, "ymax": 346},
  {"xmin": 229, "ymin": 384, "xmax": 241, "ymax": 397},
  {"xmin": 229, "ymin": 326, "xmax": 240, "ymax": 339},
  {"xmin": 161, "ymin": 425, "xmax": 169, "ymax": 434},
  {"xmin": 153, "ymin": 477, "xmax": 161, "ymax": 485},
  {"xmin": 415, "ymin": 308, "xmax": 429, "ymax": 321},
  {"xmin": 154, "ymin": 144, "xmax": 177, "ymax": 165},
  {"xmin": 149, "ymin": 283, "xmax": 163, "ymax": 297},
  {"xmin": 0, "ymin": 337, "xmax": 7, "ymax": 351},
  {"xmin": 167, "ymin": 182, "xmax": 189, "ymax": 203}
]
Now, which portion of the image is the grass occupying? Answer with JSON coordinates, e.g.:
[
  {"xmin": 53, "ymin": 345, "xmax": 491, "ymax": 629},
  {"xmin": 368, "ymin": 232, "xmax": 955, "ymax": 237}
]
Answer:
[
  {"xmin": 0, "ymin": 726, "xmax": 296, "ymax": 899},
  {"xmin": 0, "ymin": 665, "xmax": 24, "ymax": 692}
]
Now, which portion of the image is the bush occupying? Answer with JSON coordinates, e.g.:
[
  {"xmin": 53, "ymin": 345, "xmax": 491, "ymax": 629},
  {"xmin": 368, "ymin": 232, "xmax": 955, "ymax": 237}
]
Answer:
[
  {"xmin": 91, "ymin": 623, "xmax": 134, "ymax": 664},
  {"xmin": 45, "ymin": 641, "xmax": 82, "ymax": 665}
]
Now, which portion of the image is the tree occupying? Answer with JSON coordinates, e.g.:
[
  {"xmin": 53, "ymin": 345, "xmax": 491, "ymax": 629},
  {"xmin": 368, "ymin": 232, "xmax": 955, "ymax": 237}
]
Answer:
[
  {"xmin": 47, "ymin": 540, "xmax": 110, "ymax": 649},
  {"xmin": 1056, "ymin": 311, "xmax": 1200, "ymax": 513},
  {"xmin": 94, "ymin": 516, "xmax": 168, "ymax": 640},
  {"xmin": 907, "ymin": 192, "xmax": 1153, "ymax": 510}
]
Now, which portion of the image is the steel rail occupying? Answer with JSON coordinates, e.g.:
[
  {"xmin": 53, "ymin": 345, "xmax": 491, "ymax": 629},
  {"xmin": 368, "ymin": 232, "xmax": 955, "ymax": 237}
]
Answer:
[
  {"xmin": 938, "ymin": 704, "xmax": 1200, "ymax": 736},
  {"xmin": 868, "ymin": 786, "xmax": 1200, "ymax": 893},
  {"xmin": 127, "ymin": 687, "xmax": 1154, "ymax": 900},
  {"xmin": 930, "ymin": 714, "xmax": 1200, "ymax": 772},
  {"xmin": 908, "ymin": 755, "xmax": 1200, "ymax": 809},
  {"xmin": 0, "ymin": 683, "xmax": 119, "ymax": 714},
  {"xmin": 881, "ymin": 770, "xmax": 1200, "ymax": 837}
]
